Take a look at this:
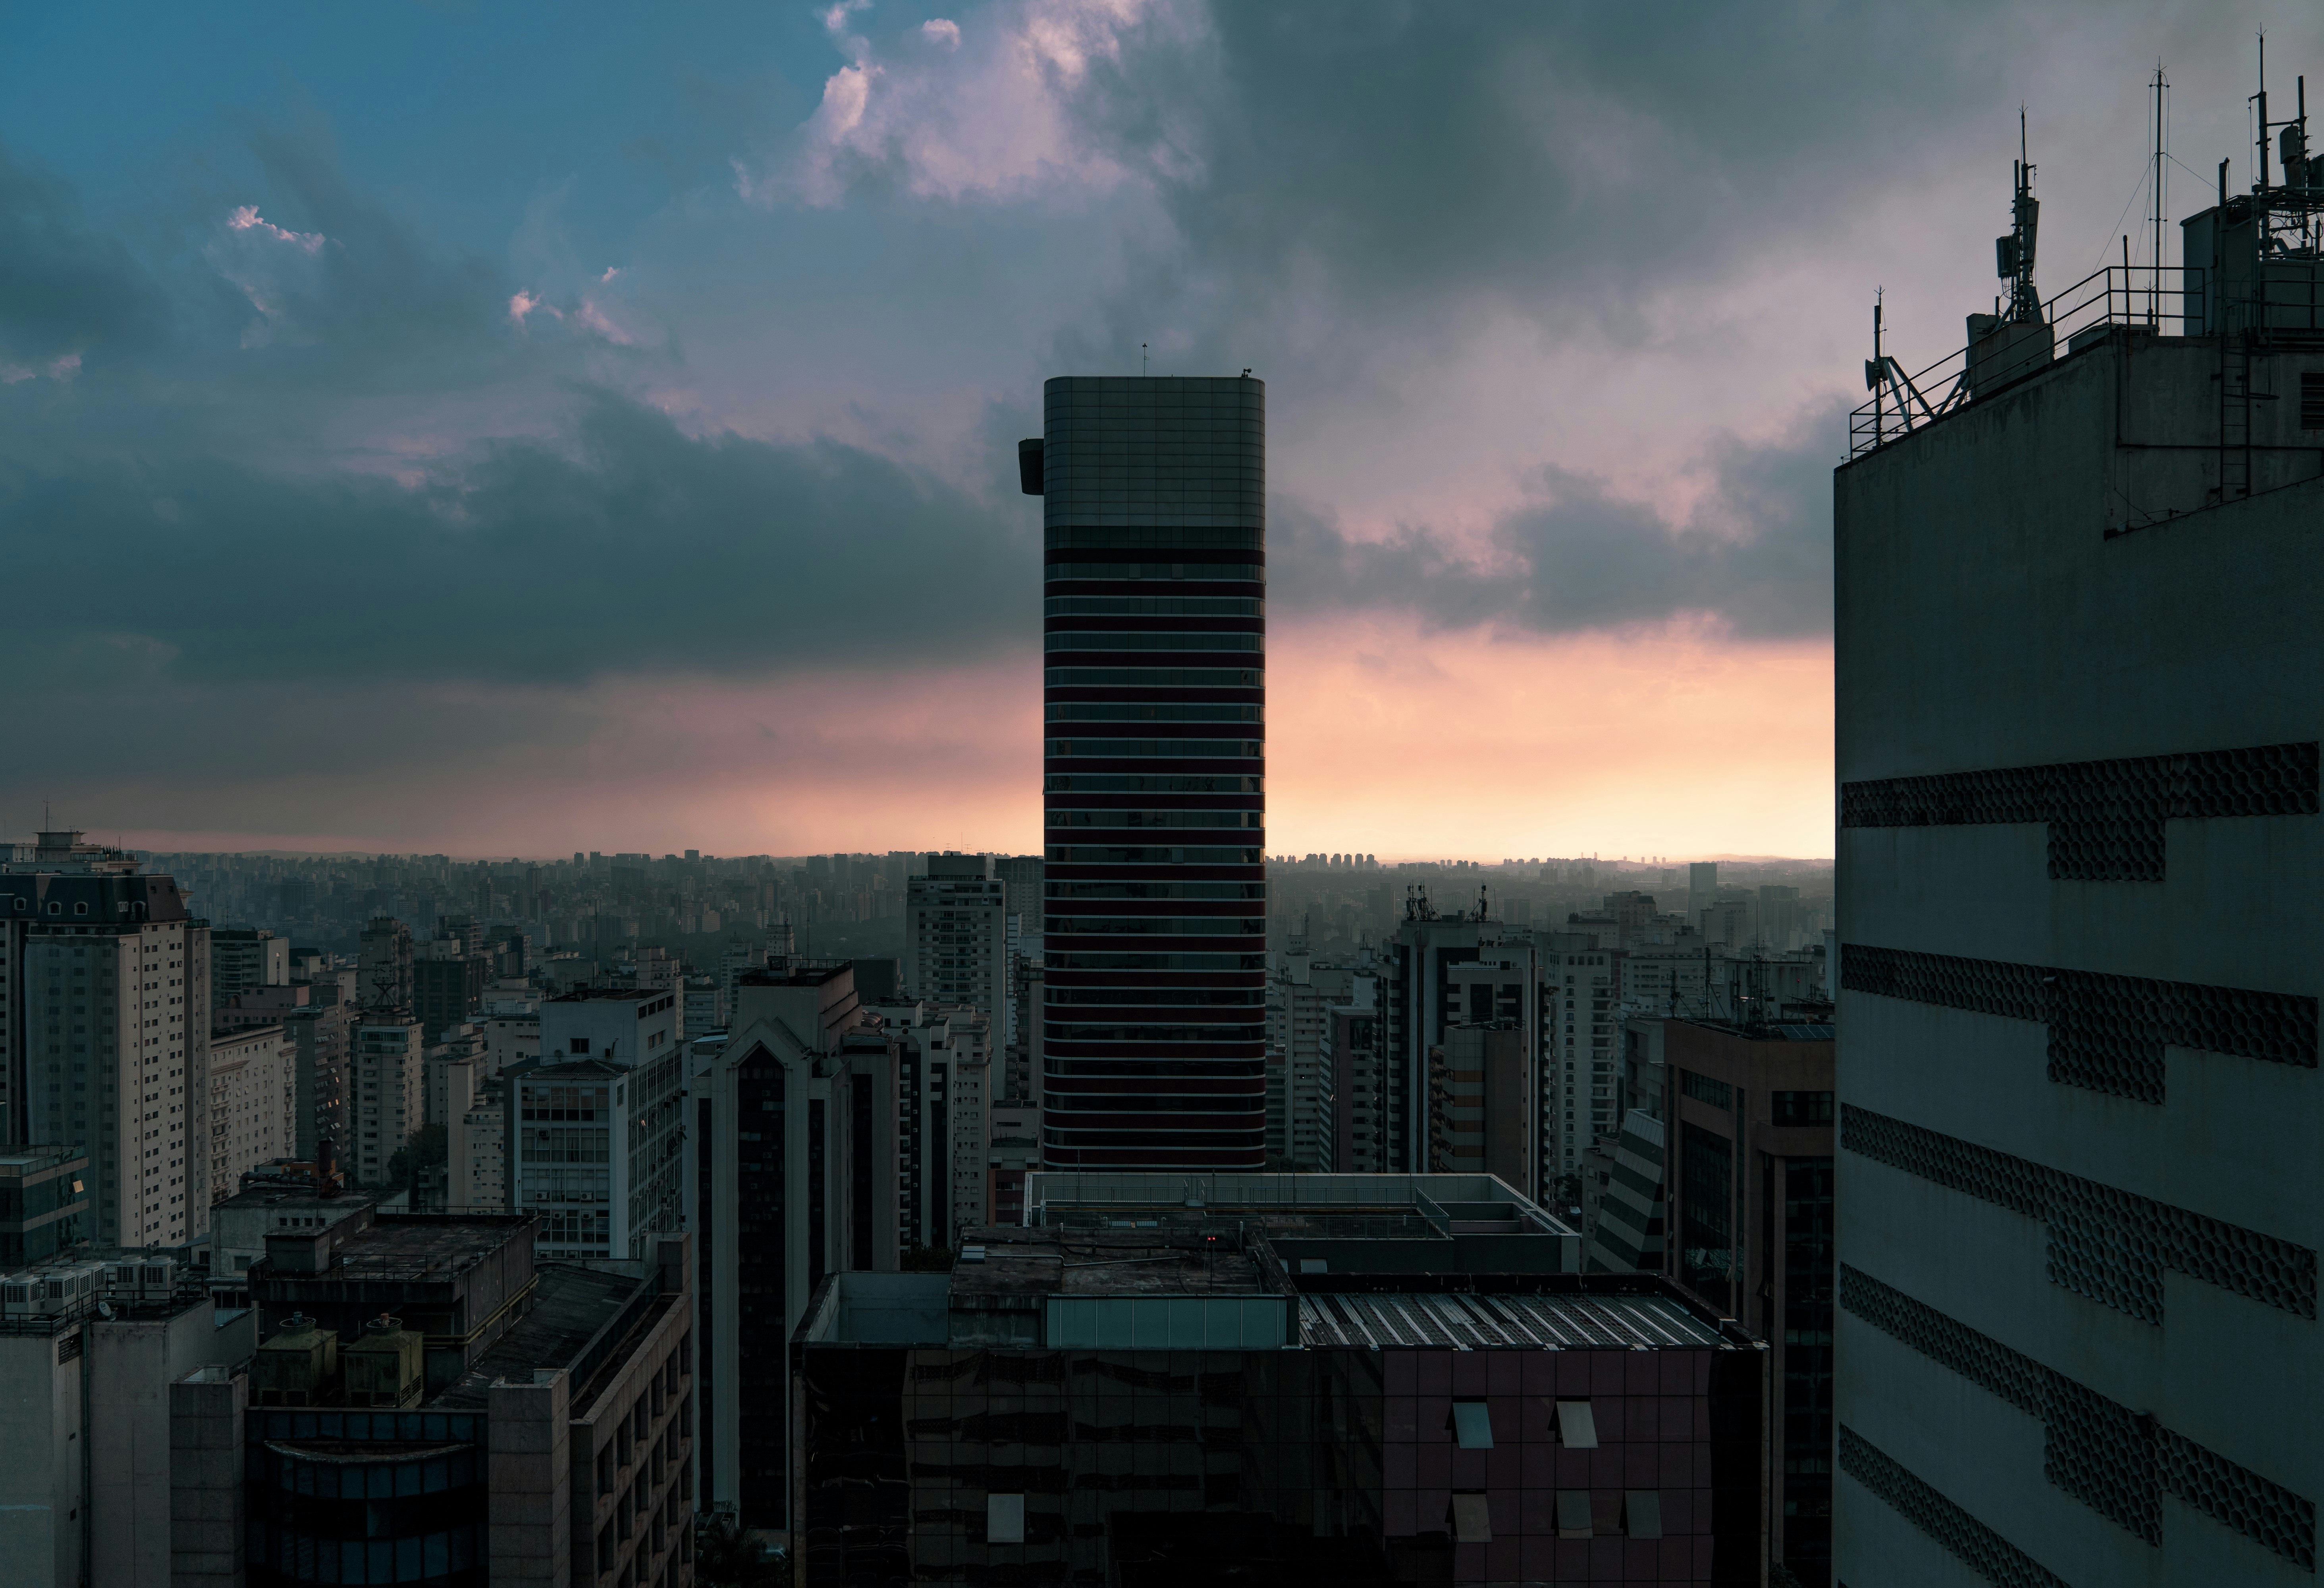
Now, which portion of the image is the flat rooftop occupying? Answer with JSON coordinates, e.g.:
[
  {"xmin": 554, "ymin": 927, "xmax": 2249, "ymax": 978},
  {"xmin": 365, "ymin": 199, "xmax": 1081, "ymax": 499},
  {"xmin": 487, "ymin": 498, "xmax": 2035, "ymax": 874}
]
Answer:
[
  {"xmin": 951, "ymin": 1226, "xmax": 1266, "ymax": 1302},
  {"xmin": 431, "ymin": 1264, "xmax": 645, "ymax": 1410},
  {"xmin": 737, "ymin": 964, "xmax": 850, "ymax": 988},
  {"xmin": 218, "ymin": 1186, "xmax": 372, "ymax": 1212},
  {"xmin": 1024, "ymin": 1171, "xmax": 1575, "ymax": 1235},
  {"xmin": 320, "ymin": 1216, "xmax": 529, "ymax": 1284}
]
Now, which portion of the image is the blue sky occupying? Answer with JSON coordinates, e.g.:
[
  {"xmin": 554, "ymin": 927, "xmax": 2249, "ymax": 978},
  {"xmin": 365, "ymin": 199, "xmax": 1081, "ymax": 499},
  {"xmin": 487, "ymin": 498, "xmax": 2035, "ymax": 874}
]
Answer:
[{"xmin": 2, "ymin": 1, "xmax": 2314, "ymax": 858}]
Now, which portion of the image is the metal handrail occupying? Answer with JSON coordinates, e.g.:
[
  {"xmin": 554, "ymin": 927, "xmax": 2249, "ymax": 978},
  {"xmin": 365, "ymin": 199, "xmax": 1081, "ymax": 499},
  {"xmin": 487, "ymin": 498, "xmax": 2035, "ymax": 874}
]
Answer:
[{"xmin": 1848, "ymin": 263, "xmax": 2207, "ymax": 459}]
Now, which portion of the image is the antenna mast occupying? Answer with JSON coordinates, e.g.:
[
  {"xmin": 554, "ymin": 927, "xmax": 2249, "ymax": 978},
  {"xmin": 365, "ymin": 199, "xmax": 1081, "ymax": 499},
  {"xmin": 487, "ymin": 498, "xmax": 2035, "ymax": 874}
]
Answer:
[
  {"xmin": 2005, "ymin": 108, "xmax": 2040, "ymax": 323},
  {"xmin": 2150, "ymin": 62, "xmax": 2169, "ymax": 326}
]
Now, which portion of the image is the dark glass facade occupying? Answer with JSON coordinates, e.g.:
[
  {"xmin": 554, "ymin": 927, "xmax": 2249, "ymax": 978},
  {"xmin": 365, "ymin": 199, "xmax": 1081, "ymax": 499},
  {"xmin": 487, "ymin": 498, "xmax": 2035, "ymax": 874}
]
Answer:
[
  {"xmin": 735, "ymin": 1057, "xmax": 787, "ymax": 1524},
  {"xmin": 798, "ymin": 1341, "xmax": 1765, "ymax": 1584},
  {"xmin": 243, "ymin": 1410, "xmax": 486, "ymax": 1588},
  {"xmin": 1039, "ymin": 374, "xmax": 1268, "ymax": 1168},
  {"xmin": 1678, "ymin": 1124, "xmax": 1735, "ymax": 1314}
]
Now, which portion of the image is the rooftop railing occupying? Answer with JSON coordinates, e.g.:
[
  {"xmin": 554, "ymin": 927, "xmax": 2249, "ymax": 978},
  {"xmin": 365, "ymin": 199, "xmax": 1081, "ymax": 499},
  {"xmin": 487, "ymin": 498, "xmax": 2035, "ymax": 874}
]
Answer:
[{"xmin": 1849, "ymin": 263, "xmax": 2206, "ymax": 459}]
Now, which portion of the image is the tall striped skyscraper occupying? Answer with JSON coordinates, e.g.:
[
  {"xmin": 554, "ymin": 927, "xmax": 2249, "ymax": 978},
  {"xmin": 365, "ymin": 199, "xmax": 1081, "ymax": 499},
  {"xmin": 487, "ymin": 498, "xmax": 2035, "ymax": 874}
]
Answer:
[{"xmin": 1023, "ymin": 374, "xmax": 1267, "ymax": 1168}]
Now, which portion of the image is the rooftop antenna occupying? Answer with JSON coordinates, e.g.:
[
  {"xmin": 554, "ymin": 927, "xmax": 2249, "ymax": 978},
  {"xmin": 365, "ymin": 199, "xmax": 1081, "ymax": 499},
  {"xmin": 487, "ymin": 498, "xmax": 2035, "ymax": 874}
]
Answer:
[
  {"xmin": 2150, "ymin": 62, "xmax": 2169, "ymax": 326},
  {"xmin": 1141, "ymin": 342, "xmax": 1148, "ymax": 376},
  {"xmin": 2002, "ymin": 106, "xmax": 2041, "ymax": 323}
]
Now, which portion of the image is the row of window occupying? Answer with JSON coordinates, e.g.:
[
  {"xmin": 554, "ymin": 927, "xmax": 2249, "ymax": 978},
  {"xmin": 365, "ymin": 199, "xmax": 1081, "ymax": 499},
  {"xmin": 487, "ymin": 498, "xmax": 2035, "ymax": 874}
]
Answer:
[{"xmin": 1045, "ymin": 562, "xmax": 1263, "ymax": 583}]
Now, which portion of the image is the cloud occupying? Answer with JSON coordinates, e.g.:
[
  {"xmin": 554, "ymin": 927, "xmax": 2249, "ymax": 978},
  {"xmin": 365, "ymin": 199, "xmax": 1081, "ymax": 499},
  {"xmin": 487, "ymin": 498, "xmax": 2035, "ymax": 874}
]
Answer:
[
  {"xmin": 226, "ymin": 205, "xmax": 325, "ymax": 253},
  {"xmin": 0, "ymin": 388, "xmax": 1040, "ymax": 690},
  {"xmin": 1272, "ymin": 400, "xmax": 1843, "ymax": 641},
  {"xmin": 0, "ymin": 143, "xmax": 169, "ymax": 366},
  {"xmin": 741, "ymin": 0, "xmax": 1195, "ymax": 208}
]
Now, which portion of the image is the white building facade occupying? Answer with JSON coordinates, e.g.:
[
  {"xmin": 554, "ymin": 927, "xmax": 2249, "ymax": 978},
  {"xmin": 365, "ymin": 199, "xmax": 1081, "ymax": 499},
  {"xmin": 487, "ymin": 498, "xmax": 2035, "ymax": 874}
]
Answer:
[
  {"xmin": 206, "ymin": 1022, "xmax": 293, "ymax": 1203},
  {"xmin": 1834, "ymin": 263, "xmax": 2324, "ymax": 1585}
]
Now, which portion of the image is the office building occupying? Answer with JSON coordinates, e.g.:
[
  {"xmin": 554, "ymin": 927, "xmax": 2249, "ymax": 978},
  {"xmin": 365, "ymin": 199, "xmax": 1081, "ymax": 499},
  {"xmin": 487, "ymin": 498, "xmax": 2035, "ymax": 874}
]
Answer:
[
  {"xmin": 217, "ymin": 985, "xmax": 353, "ymax": 1160},
  {"xmin": 0, "ymin": 1147, "xmax": 89, "ymax": 1265},
  {"xmin": 349, "ymin": 1014, "xmax": 422, "ymax": 1189},
  {"xmin": 453, "ymin": 1071, "xmax": 507, "ymax": 1212},
  {"xmin": 206, "ymin": 1023, "xmax": 294, "ymax": 1205},
  {"xmin": 1686, "ymin": 863, "xmax": 1718, "ymax": 930},
  {"xmin": 685, "ymin": 963, "xmax": 903, "ymax": 1532},
  {"xmin": 509, "ymin": 1049, "xmax": 683, "ymax": 1260},
  {"xmin": 865, "ymin": 998, "xmax": 994, "ymax": 1247},
  {"xmin": 209, "ymin": 927, "xmax": 288, "ymax": 1007},
  {"xmin": 1329, "ymin": 972, "xmax": 1388, "ymax": 1172},
  {"xmin": 1427, "ymin": 1022, "xmax": 1528, "ymax": 1185},
  {"xmin": 0, "ymin": 831, "xmax": 212, "ymax": 1247},
  {"xmin": 795, "ymin": 1172, "xmax": 1768, "ymax": 1586},
  {"xmin": 1023, "ymin": 373, "xmax": 1269, "ymax": 1169},
  {"xmin": 1541, "ymin": 931, "xmax": 1621, "ymax": 1182},
  {"xmin": 541, "ymin": 985, "xmax": 681, "ymax": 1068},
  {"xmin": 172, "ymin": 1208, "xmax": 694, "ymax": 1588},
  {"xmin": 1385, "ymin": 906, "xmax": 1541, "ymax": 1194},
  {"xmin": 902, "ymin": 854, "xmax": 1009, "ymax": 1029},
  {"xmin": 209, "ymin": 1183, "xmax": 373, "ymax": 1276},
  {"xmin": 412, "ymin": 940, "xmax": 487, "ymax": 1041},
  {"xmin": 681, "ymin": 972, "xmax": 726, "ymax": 1037},
  {"xmin": 356, "ymin": 915, "xmax": 413, "ymax": 1010},
  {"xmin": 1662, "ymin": 1015, "xmax": 1834, "ymax": 1582},
  {"xmin": 1833, "ymin": 185, "xmax": 2323, "ymax": 1586}
]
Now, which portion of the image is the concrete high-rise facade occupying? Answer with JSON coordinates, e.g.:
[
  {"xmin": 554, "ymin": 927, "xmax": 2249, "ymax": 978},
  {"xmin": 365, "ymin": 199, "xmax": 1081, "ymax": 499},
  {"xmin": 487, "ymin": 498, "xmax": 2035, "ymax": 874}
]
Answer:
[
  {"xmin": 902, "ymin": 853, "xmax": 1009, "ymax": 1024},
  {"xmin": 206, "ymin": 1022, "xmax": 293, "ymax": 1203},
  {"xmin": 1024, "ymin": 375, "xmax": 1267, "ymax": 1168},
  {"xmin": 349, "ymin": 1014, "xmax": 421, "ymax": 1188},
  {"xmin": 0, "ymin": 832, "xmax": 212, "ymax": 1247},
  {"xmin": 1834, "ymin": 233, "xmax": 2324, "ymax": 1584}
]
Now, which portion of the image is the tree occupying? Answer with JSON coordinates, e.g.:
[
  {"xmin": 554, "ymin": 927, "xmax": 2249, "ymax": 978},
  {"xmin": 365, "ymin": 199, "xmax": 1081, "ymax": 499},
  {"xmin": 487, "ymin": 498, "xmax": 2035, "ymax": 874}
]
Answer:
[
  {"xmin": 384, "ymin": 1123, "xmax": 447, "ymax": 1198},
  {"xmin": 693, "ymin": 1512, "xmax": 788, "ymax": 1588}
]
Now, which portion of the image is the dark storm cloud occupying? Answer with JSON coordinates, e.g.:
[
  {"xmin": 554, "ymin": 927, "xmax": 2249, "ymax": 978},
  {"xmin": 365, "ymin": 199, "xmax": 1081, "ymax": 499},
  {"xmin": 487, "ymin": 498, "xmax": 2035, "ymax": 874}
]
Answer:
[
  {"xmin": 0, "ymin": 145, "xmax": 169, "ymax": 364},
  {"xmin": 1058, "ymin": 0, "xmax": 2035, "ymax": 345},
  {"xmin": 0, "ymin": 389, "xmax": 1039, "ymax": 688},
  {"xmin": 1272, "ymin": 401, "xmax": 1841, "ymax": 639}
]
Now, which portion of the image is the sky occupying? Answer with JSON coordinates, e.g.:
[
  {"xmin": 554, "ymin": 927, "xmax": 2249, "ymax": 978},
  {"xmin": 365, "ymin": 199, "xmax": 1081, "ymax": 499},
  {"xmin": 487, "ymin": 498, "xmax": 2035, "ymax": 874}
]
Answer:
[{"xmin": 2, "ymin": 1, "xmax": 2314, "ymax": 861}]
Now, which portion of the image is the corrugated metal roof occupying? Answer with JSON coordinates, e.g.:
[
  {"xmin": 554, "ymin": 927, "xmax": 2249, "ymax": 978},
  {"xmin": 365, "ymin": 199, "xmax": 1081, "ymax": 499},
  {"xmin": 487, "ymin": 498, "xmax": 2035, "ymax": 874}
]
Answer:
[{"xmin": 1296, "ymin": 1291, "xmax": 1722, "ymax": 1350}]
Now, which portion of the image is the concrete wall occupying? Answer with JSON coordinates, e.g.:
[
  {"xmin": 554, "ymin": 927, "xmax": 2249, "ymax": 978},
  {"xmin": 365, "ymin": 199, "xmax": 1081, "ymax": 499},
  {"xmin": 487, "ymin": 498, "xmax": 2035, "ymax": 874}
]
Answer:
[
  {"xmin": 88, "ymin": 1298, "xmax": 217, "ymax": 1588},
  {"xmin": 0, "ymin": 1324, "xmax": 84, "ymax": 1588},
  {"xmin": 169, "ymin": 1366, "xmax": 247, "ymax": 1588},
  {"xmin": 1835, "ymin": 332, "xmax": 2324, "ymax": 1586},
  {"xmin": 488, "ymin": 1371, "xmax": 572, "ymax": 1586}
]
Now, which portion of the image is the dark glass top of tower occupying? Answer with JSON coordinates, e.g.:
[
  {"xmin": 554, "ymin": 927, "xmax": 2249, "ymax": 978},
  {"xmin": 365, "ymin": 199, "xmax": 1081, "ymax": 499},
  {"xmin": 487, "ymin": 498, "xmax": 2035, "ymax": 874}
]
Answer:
[{"xmin": 1042, "ymin": 376, "xmax": 1263, "ymax": 542}]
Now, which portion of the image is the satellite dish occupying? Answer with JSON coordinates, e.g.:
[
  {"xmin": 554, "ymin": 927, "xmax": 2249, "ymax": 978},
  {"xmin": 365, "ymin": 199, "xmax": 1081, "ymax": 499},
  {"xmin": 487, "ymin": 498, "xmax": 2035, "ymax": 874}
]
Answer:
[{"xmin": 98, "ymin": 1301, "xmax": 114, "ymax": 1319}]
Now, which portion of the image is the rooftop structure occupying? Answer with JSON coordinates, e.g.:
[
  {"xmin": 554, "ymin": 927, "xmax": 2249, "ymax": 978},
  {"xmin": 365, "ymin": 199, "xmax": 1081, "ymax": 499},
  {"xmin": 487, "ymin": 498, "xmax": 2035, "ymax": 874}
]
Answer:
[
  {"xmin": 1834, "ymin": 75, "xmax": 2323, "ymax": 1588},
  {"xmin": 795, "ymin": 1171, "xmax": 1763, "ymax": 1585},
  {"xmin": 177, "ymin": 1215, "xmax": 696, "ymax": 1587}
]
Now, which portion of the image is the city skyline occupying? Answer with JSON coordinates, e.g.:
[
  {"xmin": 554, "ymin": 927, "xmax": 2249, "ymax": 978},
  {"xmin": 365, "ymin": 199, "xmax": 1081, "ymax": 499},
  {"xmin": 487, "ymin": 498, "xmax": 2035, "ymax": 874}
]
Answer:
[{"xmin": 8, "ymin": 7, "xmax": 2316, "ymax": 860}]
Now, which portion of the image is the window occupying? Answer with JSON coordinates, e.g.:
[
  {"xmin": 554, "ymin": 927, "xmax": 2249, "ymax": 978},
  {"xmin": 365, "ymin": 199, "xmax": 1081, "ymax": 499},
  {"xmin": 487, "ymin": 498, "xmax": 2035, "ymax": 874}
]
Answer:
[
  {"xmin": 1450, "ymin": 1401, "xmax": 1494, "ymax": 1449},
  {"xmin": 1553, "ymin": 1399, "xmax": 1598, "ymax": 1448},
  {"xmin": 570, "ymin": 1037, "xmax": 590, "ymax": 1054},
  {"xmin": 1623, "ymin": 1490, "xmax": 1663, "ymax": 1539},
  {"xmin": 1681, "ymin": 1070, "xmax": 1732, "ymax": 1110},
  {"xmin": 1448, "ymin": 1493, "xmax": 1491, "ymax": 1543},
  {"xmin": 1772, "ymin": 1089, "xmax": 1835, "ymax": 1125},
  {"xmin": 1555, "ymin": 1490, "xmax": 1594, "ymax": 1538},
  {"xmin": 2304, "ymin": 371, "xmax": 2324, "ymax": 429},
  {"xmin": 987, "ymin": 1493, "xmax": 1025, "ymax": 1544}
]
